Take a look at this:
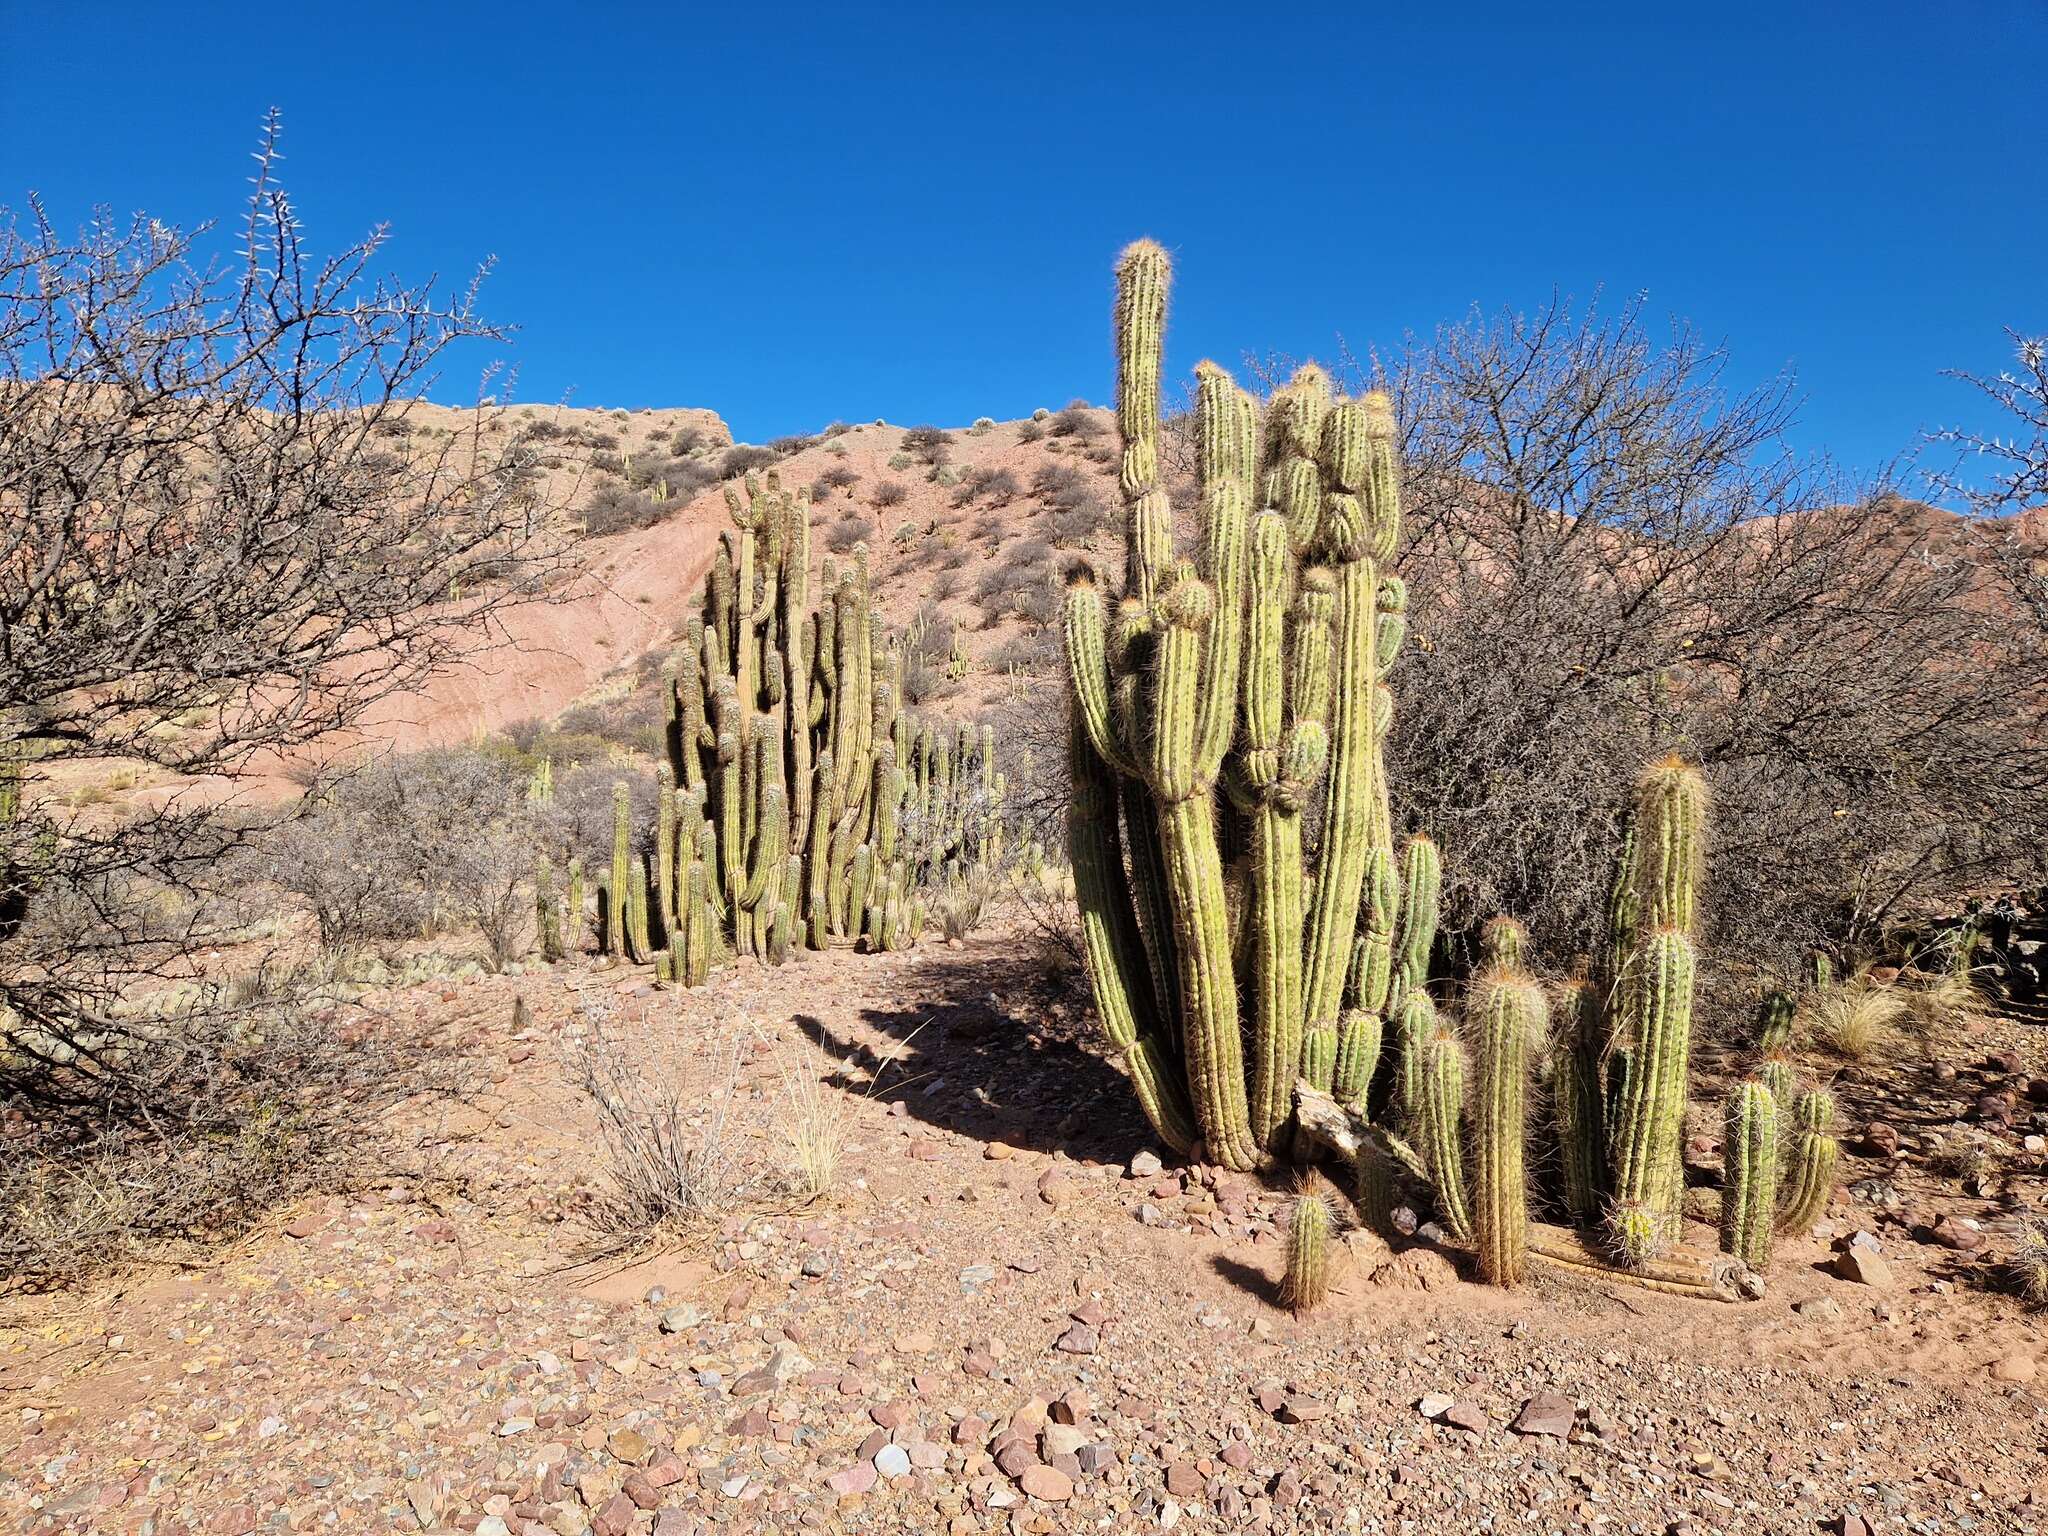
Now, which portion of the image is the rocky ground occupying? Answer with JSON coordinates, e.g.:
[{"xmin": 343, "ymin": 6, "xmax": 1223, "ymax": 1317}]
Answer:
[{"xmin": 5, "ymin": 922, "xmax": 2047, "ymax": 1536}]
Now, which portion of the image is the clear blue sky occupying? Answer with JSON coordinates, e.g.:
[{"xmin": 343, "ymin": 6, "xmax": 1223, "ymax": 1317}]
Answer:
[{"xmin": 3, "ymin": 2, "xmax": 2041, "ymax": 493}]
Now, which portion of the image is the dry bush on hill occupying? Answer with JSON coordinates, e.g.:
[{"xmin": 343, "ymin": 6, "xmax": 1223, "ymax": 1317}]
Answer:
[
  {"xmin": 1346, "ymin": 296, "xmax": 2048, "ymax": 982},
  {"xmin": 827, "ymin": 513, "xmax": 876, "ymax": 553},
  {"xmin": 1929, "ymin": 328, "xmax": 2048, "ymax": 515},
  {"xmin": 0, "ymin": 124, "xmax": 573, "ymax": 1268},
  {"xmin": 264, "ymin": 749, "xmax": 550, "ymax": 971}
]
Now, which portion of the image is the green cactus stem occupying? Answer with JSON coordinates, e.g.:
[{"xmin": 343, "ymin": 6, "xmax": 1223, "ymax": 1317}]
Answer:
[
  {"xmin": 1721, "ymin": 1080, "xmax": 1779, "ymax": 1271},
  {"xmin": 1776, "ymin": 1089, "xmax": 1839, "ymax": 1234},
  {"xmin": 1280, "ymin": 1191, "xmax": 1334, "ymax": 1313},
  {"xmin": 1471, "ymin": 969, "xmax": 1540, "ymax": 1286},
  {"xmin": 1418, "ymin": 1023, "xmax": 1473, "ymax": 1244}
]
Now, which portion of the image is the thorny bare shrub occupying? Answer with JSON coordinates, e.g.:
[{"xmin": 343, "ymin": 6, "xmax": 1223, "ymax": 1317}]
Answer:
[
  {"xmin": 0, "ymin": 123, "xmax": 573, "ymax": 1257},
  {"xmin": 1929, "ymin": 328, "xmax": 2048, "ymax": 515},
  {"xmin": 257, "ymin": 747, "xmax": 547, "ymax": 971},
  {"xmin": 0, "ymin": 974, "xmax": 473, "ymax": 1286},
  {"xmin": 569, "ymin": 992, "xmax": 745, "ymax": 1247},
  {"xmin": 1342, "ymin": 296, "xmax": 2048, "ymax": 985}
]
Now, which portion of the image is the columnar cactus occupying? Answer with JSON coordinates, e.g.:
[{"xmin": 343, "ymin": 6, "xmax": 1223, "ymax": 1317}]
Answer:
[
  {"xmin": 1602, "ymin": 758, "xmax": 1707, "ymax": 1266},
  {"xmin": 589, "ymin": 468, "xmax": 1007, "ymax": 987},
  {"xmin": 1775, "ymin": 1088, "xmax": 1839, "ymax": 1233},
  {"xmin": 1063, "ymin": 240, "xmax": 1405, "ymax": 1171},
  {"xmin": 1470, "ymin": 969, "xmax": 1540, "ymax": 1287},
  {"xmin": 1721, "ymin": 1080, "xmax": 1779, "ymax": 1270},
  {"xmin": 1281, "ymin": 1192, "xmax": 1334, "ymax": 1313}
]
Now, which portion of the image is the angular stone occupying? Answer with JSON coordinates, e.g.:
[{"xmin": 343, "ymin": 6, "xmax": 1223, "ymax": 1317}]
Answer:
[
  {"xmin": 826, "ymin": 1463, "xmax": 877, "ymax": 1496},
  {"xmin": 1510, "ymin": 1392, "xmax": 1576, "ymax": 1438},
  {"xmin": 1834, "ymin": 1247, "xmax": 1892, "ymax": 1288},
  {"xmin": 1443, "ymin": 1401, "xmax": 1490, "ymax": 1434},
  {"xmin": 1019, "ymin": 1464, "xmax": 1074, "ymax": 1502},
  {"xmin": 1055, "ymin": 1324, "xmax": 1099, "ymax": 1355}
]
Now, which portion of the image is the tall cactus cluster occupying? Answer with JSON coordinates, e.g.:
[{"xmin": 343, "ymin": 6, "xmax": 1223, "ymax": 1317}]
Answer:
[
  {"xmin": 570, "ymin": 471, "xmax": 1007, "ymax": 984},
  {"xmin": 1063, "ymin": 242, "xmax": 1840, "ymax": 1298},
  {"xmin": 1065, "ymin": 239, "xmax": 1416, "ymax": 1175}
]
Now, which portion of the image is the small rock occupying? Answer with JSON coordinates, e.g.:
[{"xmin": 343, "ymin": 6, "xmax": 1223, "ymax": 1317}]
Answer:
[
  {"xmin": 1858, "ymin": 1121, "xmax": 1900, "ymax": 1157},
  {"xmin": 1830, "ymin": 1514, "xmax": 1874, "ymax": 1536},
  {"xmin": 985, "ymin": 1141, "xmax": 1016, "ymax": 1160},
  {"xmin": 1416, "ymin": 1393, "xmax": 1455, "ymax": 1420},
  {"xmin": 1443, "ymin": 1401, "xmax": 1490, "ymax": 1434},
  {"xmin": 1793, "ymin": 1296, "xmax": 1843, "ymax": 1321},
  {"xmin": 1510, "ymin": 1392, "xmax": 1576, "ymax": 1438},
  {"xmin": 1991, "ymin": 1353, "xmax": 2038, "ymax": 1383},
  {"xmin": 800, "ymin": 1251, "xmax": 834, "ymax": 1278},
  {"xmin": 1055, "ymin": 1324, "xmax": 1099, "ymax": 1355},
  {"xmin": 826, "ymin": 1463, "xmax": 877, "ymax": 1497},
  {"xmin": 658, "ymin": 1305, "xmax": 703, "ymax": 1334},
  {"xmin": 1930, "ymin": 1215, "xmax": 1985, "ymax": 1252},
  {"xmin": 1041, "ymin": 1423, "xmax": 1089, "ymax": 1459},
  {"xmin": 1165, "ymin": 1463, "xmax": 1204, "ymax": 1497},
  {"xmin": 874, "ymin": 1443, "xmax": 912, "ymax": 1479},
  {"xmin": 1128, "ymin": 1150, "xmax": 1164, "ymax": 1178},
  {"xmin": 1020, "ymin": 1464, "xmax": 1074, "ymax": 1502},
  {"xmin": 1834, "ymin": 1247, "xmax": 1893, "ymax": 1288}
]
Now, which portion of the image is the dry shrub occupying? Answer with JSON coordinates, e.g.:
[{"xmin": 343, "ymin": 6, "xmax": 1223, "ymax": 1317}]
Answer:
[
  {"xmin": 1899, "ymin": 967, "xmax": 1987, "ymax": 1034},
  {"xmin": 2010, "ymin": 1216, "xmax": 2048, "ymax": 1307},
  {"xmin": 762, "ymin": 1029, "xmax": 915, "ymax": 1202},
  {"xmin": 1, "ymin": 986, "xmax": 470, "ymax": 1287},
  {"xmin": 827, "ymin": 513, "xmax": 876, "ymax": 553},
  {"xmin": 571, "ymin": 999, "xmax": 744, "ymax": 1245}
]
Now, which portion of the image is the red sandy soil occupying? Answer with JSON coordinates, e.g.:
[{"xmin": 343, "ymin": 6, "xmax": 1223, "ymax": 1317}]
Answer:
[{"xmin": 5, "ymin": 919, "xmax": 2044, "ymax": 1535}]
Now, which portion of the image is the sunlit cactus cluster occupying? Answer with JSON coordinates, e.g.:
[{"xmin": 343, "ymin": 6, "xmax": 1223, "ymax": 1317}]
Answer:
[
  {"xmin": 1063, "ymin": 241, "xmax": 1841, "ymax": 1299},
  {"xmin": 549, "ymin": 473, "xmax": 1007, "ymax": 983}
]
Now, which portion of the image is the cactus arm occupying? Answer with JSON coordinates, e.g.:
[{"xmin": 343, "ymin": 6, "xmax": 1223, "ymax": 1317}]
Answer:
[
  {"xmin": 1244, "ymin": 511, "xmax": 1307, "ymax": 1147},
  {"xmin": 1471, "ymin": 968, "xmax": 1540, "ymax": 1287},
  {"xmin": 1721, "ymin": 1080, "xmax": 1779, "ymax": 1271},
  {"xmin": 1608, "ymin": 926, "xmax": 1697, "ymax": 1265},
  {"xmin": 1068, "ymin": 712, "xmax": 1195, "ymax": 1153}
]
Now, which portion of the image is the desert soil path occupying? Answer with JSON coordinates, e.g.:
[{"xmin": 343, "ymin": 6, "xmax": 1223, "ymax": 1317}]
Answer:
[{"xmin": 5, "ymin": 925, "xmax": 2045, "ymax": 1535}]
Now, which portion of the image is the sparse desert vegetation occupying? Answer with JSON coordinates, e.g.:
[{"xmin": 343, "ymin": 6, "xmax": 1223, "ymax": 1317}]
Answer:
[{"xmin": 3, "ymin": 101, "xmax": 2047, "ymax": 1536}]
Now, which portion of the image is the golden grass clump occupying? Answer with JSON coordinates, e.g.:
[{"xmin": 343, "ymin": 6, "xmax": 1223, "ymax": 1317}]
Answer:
[{"xmin": 1804, "ymin": 978, "xmax": 1910, "ymax": 1060}]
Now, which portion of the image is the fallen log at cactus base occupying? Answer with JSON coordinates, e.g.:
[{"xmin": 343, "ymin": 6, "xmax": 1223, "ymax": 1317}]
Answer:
[{"xmin": 1292, "ymin": 1082, "xmax": 1761, "ymax": 1303}]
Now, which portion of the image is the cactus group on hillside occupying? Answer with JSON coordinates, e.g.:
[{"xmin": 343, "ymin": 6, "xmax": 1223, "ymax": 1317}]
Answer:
[
  {"xmin": 556, "ymin": 473, "xmax": 1008, "ymax": 985},
  {"xmin": 1064, "ymin": 241, "xmax": 1840, "ymax": 1300}
]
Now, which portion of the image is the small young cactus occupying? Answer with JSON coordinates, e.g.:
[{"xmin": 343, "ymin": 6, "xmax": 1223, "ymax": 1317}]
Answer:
[
  {"xmin": 1775, "ymin": 1088, "xmax": 1839, "ymax": 1234},
  {"xmin": 1721, "ymin": 1080, "xmax": 1779, "ymax": 1270},
  {"xmin": 1755, "ymin": 990, "xmax": 1796, "ymax": 1055},
  {"xmin": 1281, "ymin": 1192, "xmax": 1335, "ymax": 1312}
]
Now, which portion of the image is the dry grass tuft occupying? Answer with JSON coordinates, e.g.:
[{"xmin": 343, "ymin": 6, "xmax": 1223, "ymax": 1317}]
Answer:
[
  {"xmin": 761, "ymin": 1028, "xmax": 918, "ymax": 1202},
  {"xmin": 1804, "ymin": 979, "xmax": 1910, "ymax": 1060},
  {"xmin": 1899, "ymin": 966, "xmax": 1989, "ymax": 1035},
  {"xmin": 571, "ymin": 1001, "xmax": 744, "ymax": 1246},
  {"xmin": 2010, "ymin": 1217, "xmax": 2048, "ymax": 1308}
]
